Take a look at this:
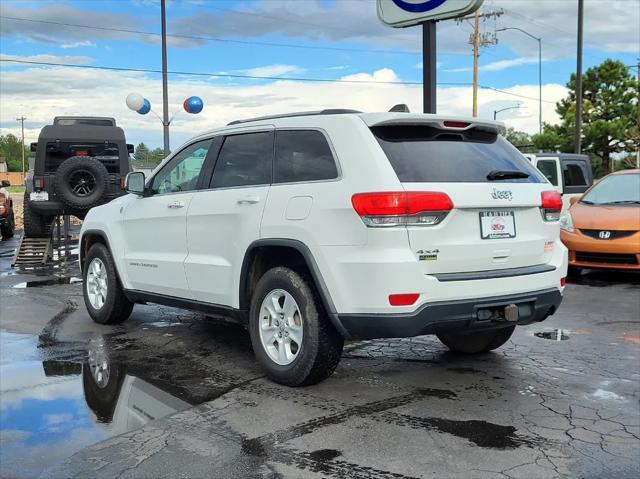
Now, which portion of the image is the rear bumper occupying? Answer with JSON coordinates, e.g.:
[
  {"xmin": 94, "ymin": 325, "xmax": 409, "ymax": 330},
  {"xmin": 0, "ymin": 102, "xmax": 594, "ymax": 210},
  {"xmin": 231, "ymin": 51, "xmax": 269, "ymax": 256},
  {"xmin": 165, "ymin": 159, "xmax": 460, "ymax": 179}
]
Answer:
[{"xmin": 337, "ymin": 288, "xmax": 563, "ymax": 340}]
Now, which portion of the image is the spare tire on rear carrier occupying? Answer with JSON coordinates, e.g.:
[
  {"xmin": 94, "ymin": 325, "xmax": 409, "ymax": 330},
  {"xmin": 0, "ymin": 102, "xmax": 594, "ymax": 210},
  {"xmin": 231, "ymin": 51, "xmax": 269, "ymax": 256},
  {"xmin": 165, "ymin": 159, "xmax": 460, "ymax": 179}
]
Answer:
[{"xmin": 55, "ymin": 156, "xmax": 109, "ymax": 210}]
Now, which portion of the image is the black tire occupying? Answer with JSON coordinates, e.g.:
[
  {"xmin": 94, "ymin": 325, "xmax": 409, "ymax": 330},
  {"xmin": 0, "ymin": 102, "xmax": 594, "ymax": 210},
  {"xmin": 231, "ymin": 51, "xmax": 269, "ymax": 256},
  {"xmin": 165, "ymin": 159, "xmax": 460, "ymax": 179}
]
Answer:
[
  {"xmin": 0, "ymin": 211, "xmax": 14, "ymax": 239},
  {"xmin": 55, "ymin": 156, "xmax": 109, "ymax": 210},
  {"xmin": 437, "ymin": 326, "xmax": 516, "ymax": 354},
  {"xmin": 249, "ymin": 267, "xmax": 344, "ymax": 386},
  {"xmin": 23, "ymin": 193, "xmax": 53, "ymax": 238},
  {"xmin": 83, "ymin": 243, "xmax": 133, "ymax": 324}
]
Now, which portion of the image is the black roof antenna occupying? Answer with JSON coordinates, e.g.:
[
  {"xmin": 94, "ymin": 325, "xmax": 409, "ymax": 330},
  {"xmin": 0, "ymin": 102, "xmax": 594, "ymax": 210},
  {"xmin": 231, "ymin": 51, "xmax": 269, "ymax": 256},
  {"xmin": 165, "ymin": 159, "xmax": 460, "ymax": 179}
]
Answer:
[{"xmin": 389, "ymin": 104, "xmax": 410, "ymax": 113}]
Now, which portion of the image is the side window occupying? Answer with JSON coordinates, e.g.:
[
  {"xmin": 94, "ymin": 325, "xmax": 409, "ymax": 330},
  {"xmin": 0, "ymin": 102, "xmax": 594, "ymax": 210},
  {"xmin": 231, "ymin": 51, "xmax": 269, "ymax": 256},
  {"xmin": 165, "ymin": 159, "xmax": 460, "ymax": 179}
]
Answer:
[
  {"xmin": 536, "ymin": 160, "xmax": 558, "ymax": 186},
  {"xmin": 564, "ymin": 162, "xmax": 588, "ymax": 187},
  {"xmin": 274, "ymin": 130, "xmax": 338, "ymax": 183},
  {"xmin": 150, "ymin": 139, "xmax": 212, "ymax": 194},
  {"xmin": 211, "ymin": 132, "xmax": 272, "ymax": 188}
]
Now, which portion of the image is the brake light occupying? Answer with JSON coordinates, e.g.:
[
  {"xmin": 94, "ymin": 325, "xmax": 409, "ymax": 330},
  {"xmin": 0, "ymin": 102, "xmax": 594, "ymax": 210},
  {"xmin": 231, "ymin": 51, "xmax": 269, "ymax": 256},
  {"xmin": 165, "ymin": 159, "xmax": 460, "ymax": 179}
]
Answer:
[
  {"xmin": 560, "ymin": 277, "xmax": 566, "ymax": 287},
  {"xmin": 541, "ymin": 191, "xmax": 562, "ymax": 222},
  {"xmin": 119, "ymin": 178, "xmax": 126, "ymax": 189},
  {"xmin": 443, "ymin": 121, "xmax": 470, "ymax": 128},
  {"xmin": 34, "ymin": 177, "xmax": 44, "ymax": 189},
  {"xmin": 75, "ymin": 150, "xmax": 89, "ymax": 157},
  {"xmin": 389, "ymin": 293, "xmax": 419, "ymax": 306},
  {"xmin": 352, "ymin": 192, "xmax": 453, "ymax": 227}
]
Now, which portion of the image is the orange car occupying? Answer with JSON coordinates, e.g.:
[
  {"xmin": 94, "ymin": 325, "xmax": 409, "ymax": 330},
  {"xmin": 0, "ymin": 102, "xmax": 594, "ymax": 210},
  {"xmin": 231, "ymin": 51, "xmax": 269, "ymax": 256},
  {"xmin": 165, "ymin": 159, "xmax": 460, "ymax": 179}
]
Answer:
[{"xmin": 560, "ymin": 169, "xmax": 640, "ymax": 270}]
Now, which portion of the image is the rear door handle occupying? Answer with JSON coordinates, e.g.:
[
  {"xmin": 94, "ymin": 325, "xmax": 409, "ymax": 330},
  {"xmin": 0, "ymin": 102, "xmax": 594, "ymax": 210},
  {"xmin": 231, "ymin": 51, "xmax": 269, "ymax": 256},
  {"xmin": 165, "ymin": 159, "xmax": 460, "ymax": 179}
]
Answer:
[
  {"xmin": 237, "ymin": 196, "xmax": 260, "ymax": 205},
  {"xmin": 167, "ymin": 200, "xmax": 185, "ymax": 209}
]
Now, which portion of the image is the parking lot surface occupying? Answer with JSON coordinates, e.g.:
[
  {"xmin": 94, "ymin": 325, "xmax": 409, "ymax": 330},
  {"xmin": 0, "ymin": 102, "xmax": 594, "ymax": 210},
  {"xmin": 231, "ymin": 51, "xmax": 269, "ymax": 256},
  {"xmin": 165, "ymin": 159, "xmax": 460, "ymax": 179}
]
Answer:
[{"xmin": 1, "ymin": 232, "xmax": 639, "ymax": 479}]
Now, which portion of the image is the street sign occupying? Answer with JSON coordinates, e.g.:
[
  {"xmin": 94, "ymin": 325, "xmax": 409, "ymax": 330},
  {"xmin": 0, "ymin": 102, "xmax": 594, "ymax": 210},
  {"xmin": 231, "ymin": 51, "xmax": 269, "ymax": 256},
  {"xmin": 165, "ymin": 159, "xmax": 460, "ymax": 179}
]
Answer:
[{"xmin": 377, "ymin": 0, "xmax": 484, "ymax": 27}]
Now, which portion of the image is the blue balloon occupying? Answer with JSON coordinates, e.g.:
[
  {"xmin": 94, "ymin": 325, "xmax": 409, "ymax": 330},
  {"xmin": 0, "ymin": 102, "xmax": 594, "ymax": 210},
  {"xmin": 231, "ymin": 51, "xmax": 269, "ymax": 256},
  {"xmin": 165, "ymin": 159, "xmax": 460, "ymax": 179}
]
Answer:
[
  {"xmin": 137, "ymin": 98, "xmax": 151, "ymax": 115},
  {"xmin": 183, "ymin": 96, "xmax": 203, "ymax": 114}
]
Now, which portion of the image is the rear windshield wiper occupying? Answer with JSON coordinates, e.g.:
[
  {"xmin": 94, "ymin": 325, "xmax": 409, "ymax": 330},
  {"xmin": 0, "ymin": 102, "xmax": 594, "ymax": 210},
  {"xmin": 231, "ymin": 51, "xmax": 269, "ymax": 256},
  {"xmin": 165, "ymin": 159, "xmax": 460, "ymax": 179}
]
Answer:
[{"xmin": 486, "ymin": 170, "xmax": 530, "ymax": 180}]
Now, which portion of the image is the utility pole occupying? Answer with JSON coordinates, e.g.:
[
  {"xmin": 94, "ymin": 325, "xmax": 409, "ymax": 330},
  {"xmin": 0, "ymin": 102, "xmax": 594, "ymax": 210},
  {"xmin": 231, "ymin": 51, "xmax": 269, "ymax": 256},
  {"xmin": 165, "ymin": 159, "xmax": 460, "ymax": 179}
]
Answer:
[
  {"xmin": 422, "ymin": 21, "xmax": 437, "ymax": 114},
  {"xmin": 161, "ymin": 0, "xmax": 170, "ymax": 157},
  {"xmin": 458, "ymin": 9, "xmax": 503, "ymax": 118},
  {"xmin": 16, "ymin": 116, "xmax": 26, "ymax": 179},
  {"xmin": 472, "ymin": 12, "xmax": 479, "ymax": 117},
  {"xmin": 574, "ymin": 0, "xmax": 584, "ymax": 155}
]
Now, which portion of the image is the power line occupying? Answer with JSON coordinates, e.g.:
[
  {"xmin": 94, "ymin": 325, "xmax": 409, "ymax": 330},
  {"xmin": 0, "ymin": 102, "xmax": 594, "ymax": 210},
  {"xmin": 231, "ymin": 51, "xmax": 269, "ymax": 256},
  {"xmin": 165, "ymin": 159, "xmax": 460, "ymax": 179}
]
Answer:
[
  {"xmin": 0, "ymin": 15, "xmax": 418, "ymax": 56},
  {"xmin": 0, "ymin": 58, "xmax": 557, "ymax": 103}
]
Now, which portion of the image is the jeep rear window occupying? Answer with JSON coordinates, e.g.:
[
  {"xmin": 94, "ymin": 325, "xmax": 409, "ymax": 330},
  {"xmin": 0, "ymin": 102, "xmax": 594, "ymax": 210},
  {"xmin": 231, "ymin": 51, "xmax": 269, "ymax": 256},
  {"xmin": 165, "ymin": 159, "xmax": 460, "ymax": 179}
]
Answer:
[
  {"xmin": 371, "ymin": 125, "xmax": 544, "ymax": 183},
  {"xmin": 45, "ymin": 142, "xmax": 121, "ymax": 173}
]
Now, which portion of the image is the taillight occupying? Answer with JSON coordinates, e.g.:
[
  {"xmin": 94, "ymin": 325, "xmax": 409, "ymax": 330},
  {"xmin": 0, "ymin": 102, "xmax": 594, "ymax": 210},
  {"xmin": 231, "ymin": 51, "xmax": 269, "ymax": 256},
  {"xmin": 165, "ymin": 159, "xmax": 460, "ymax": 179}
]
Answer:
[
  {"xmin": 560, "ymin": 277, "xmax": 566, "ymax": 287},
  {"xmin": 541, "ymin": 191, "xmax": 562, "ymax": 222},
  {"xmin": 119, "ymin": 178, "xmax": 126, "ymax": 189},
  {"xmin": 389, "ymin": 293, "xmax": 419, "ymax": 306},
  {"xmin": 351, "ymin": 192, "xmax": 453, "ymax": 227},
  {"xmin": 34, "ymin": 177, "xmax": 44, "ymax": 189},
  {"xmin": 443, "ymin": 121, "xmax": 470, "ymax": 128}
]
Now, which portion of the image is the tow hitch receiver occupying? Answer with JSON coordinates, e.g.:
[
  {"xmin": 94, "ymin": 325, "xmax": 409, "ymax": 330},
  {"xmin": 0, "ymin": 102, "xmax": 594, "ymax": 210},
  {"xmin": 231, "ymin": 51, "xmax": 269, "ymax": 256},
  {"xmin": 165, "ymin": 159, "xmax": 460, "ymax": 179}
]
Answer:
[
  {"xmin": 477, "ymin": 303, "xmax": 520, "ymax": 322},
  {"xmin": 504, "ymin": 304, "xmax": 519, "ymax": 322}
]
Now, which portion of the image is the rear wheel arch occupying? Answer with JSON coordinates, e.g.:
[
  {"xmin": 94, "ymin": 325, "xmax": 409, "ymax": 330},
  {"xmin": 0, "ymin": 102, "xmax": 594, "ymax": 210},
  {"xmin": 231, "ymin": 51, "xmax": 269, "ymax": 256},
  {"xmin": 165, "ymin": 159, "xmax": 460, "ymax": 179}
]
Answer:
[
  {"xmin": 81, "ymin": 230, "xmax": 113, "ymax": 271},
  {"xmin": 239, "ymin": 239, "xmax": 348, "ymax": 337}
]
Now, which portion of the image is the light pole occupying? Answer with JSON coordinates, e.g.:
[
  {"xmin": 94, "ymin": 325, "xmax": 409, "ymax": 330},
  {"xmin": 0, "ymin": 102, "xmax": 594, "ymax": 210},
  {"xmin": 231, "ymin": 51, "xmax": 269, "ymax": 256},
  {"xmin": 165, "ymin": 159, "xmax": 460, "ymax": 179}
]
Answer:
[
  {"xmin": 160, "ymin": 0, "xmax": 170, "ymax": 157},
  {"xmin": 497, "ymin": 27, "xmax": 542, "ymax": 135},
  {"xmin": 493, "ymin": 104, "xmax": 522, "ymax": 120},
  {"xmin": 16, "ymin": 116, "xmax": 26, "ymax": 179}
]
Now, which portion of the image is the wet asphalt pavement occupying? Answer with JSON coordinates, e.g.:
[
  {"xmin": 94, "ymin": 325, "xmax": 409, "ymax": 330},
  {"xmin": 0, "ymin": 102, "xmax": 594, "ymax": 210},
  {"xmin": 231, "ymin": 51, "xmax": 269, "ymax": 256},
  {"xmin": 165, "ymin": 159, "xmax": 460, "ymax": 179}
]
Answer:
[{"xmin": 0, "ymin": 231, "xmax": 639, "ymax": 479}]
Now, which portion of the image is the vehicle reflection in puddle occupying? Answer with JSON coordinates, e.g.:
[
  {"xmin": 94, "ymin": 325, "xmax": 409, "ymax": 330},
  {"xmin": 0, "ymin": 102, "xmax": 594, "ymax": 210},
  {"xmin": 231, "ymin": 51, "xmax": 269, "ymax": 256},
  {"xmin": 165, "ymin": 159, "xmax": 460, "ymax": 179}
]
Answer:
[{"xmin": 0, "ymin": 331, "xmax": 189, "ymax": 478}]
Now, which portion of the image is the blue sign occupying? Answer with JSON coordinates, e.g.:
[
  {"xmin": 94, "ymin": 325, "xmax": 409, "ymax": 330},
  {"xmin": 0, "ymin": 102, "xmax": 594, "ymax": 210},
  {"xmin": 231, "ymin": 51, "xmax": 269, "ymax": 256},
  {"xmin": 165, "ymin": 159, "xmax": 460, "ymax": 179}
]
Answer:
[{"xmin": 391, "ymin": 0, "xmax": 448, "ymax": 12}]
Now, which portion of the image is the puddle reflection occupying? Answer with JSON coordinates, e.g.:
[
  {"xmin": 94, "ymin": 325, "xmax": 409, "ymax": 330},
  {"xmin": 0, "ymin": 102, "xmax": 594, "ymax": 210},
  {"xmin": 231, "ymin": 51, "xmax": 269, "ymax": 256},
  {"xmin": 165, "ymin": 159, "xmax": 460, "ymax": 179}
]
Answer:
[{"xmin": 0, "ymin": 331, "xmax": 189, "ymax": 478}]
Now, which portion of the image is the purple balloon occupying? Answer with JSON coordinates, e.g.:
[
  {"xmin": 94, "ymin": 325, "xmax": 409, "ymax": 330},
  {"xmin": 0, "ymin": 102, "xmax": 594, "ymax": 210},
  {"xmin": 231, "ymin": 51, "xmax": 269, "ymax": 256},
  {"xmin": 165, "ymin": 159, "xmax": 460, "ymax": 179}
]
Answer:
[{"xmin": 183, "ymin": 96, "xmax": 203, "ymax": 114}]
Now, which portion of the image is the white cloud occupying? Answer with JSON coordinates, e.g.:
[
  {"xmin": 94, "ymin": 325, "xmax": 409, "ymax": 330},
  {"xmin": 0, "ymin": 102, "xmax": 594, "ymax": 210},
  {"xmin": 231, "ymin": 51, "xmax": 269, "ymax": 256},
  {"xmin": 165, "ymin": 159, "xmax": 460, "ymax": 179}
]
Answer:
[
  {"xmin": 0, "ymin": 65, "xmax": 566, "ymax": 150},
  {"xmin": 446, "ymin": 57, "xmax": 540, "ymax": 73},
  {"xmin": 60, "ymin": 40, "xmax": 96, "ymax": 49},
  {"xmin": 239, "ymin": 64, "xmax": 304, "ymax": 77},
  {"xmin": 0, "ymin": 54, "xmax": 92, "ymax": 65}
]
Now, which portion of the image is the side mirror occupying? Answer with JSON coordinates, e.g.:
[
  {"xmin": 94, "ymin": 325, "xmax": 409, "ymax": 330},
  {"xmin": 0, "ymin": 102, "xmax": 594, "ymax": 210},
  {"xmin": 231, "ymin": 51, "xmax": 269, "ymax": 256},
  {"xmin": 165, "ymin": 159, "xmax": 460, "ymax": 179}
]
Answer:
[
  {"xmin": 569, "ymin": 196, "xmax": 580, "ymax": 206},
  {"xmin": 1, "ymin": 180, "xmax": 10, "ymax": 188},
  {"xmin": 30, "ymin": 142, "xmax": 37, "ymax": 152},
  {"xmin": 125, "ymin": 172, "xmax": 145, "ymax": 196},
  {"xmin": 127, "ymin": 144, "xmax": 135, "ymax": 154}
]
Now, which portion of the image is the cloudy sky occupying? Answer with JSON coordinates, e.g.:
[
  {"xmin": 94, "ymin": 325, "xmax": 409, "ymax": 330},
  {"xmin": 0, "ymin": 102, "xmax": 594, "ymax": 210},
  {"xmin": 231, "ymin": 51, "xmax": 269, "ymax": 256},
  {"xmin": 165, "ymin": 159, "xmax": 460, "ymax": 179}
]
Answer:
[{"xmin": 1, "ymin": 0, "xmax": 638, "ymax": 150}]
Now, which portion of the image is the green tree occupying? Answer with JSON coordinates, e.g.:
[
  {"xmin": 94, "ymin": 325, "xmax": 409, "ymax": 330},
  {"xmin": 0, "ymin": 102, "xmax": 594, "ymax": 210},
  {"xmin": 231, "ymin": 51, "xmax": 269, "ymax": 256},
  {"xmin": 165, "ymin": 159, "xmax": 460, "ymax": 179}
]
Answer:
[
  {"xmin": 533, "ymin": 59, "xmax": 639, "ymax": 175},
  {"xmin": 133, "ymin": 142, "xmax": 150, "ymax": 164},
  {"xmin": 149, "ymin": 147, "xmax": 165, "ymax": 164},
  {"xmin": 504, "ymin": 128, "xmax": 535, "ymax": 152},
  {"xmin": 0, "ymin": 134, "xmax": 29, "ymax": 172}
]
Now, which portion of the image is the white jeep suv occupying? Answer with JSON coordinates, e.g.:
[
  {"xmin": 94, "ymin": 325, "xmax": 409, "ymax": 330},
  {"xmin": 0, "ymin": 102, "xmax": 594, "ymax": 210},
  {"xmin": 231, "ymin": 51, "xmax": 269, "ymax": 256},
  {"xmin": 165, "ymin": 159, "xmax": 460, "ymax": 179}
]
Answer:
[{"xmin": 80, "ymin": 110, "xmax": 567, "ymax": 386}]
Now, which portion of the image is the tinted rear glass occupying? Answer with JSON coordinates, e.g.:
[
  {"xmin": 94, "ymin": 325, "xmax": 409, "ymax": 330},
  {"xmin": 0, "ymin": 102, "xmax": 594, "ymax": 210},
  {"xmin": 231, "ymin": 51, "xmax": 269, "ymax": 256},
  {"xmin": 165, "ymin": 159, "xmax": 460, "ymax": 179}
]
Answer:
[
  {"xmin": 536, "ymin": 159, "xmax": 558, "ymax": 186},
  {"xmin": 371, "ymin": 125, "xmax": 544, "ymax": 183},
  {"xmin": 564, "ymin": 163, "xmax": 588, "ymax": 186},
  {"xmin": 211, "ymin": 132, "xmax": 272, "ymax": 188},
  {"xmin": 275, "ymin": 130, "xmax": 338, "ymax": 183},
  {"xmin": 44, "ymin": 142, "xmax": 121, "ymax": 173}
]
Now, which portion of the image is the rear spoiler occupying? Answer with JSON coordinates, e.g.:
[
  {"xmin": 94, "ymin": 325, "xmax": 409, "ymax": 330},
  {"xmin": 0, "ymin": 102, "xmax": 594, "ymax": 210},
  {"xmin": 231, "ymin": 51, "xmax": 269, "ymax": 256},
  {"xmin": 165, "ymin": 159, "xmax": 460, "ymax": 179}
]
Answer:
[{"xmin": 360, "ymin": 113, "xmax": 506, "ymax": 135}]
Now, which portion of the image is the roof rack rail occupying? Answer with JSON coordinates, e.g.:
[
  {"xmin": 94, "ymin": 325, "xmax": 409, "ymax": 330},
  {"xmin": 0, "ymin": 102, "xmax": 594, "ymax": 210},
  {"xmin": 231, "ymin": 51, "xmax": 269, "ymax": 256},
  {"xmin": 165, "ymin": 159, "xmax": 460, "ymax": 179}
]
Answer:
[{"xmin": 227, "ymin": 109, "xmax": 361, "ymax": 126}]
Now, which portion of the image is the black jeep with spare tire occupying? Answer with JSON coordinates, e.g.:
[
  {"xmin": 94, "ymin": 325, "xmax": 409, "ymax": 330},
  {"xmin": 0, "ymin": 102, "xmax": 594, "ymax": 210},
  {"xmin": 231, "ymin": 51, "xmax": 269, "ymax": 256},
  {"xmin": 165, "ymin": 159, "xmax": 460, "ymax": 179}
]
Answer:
[{"xmin": 24, "ymin": 117, "xmax": 133, "ymax": 237}]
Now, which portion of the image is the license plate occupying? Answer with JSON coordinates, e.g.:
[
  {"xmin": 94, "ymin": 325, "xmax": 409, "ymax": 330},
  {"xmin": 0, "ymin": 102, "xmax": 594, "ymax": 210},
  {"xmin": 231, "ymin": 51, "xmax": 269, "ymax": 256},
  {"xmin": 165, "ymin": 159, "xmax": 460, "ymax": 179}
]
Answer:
[
  {"xmin": 30, "ymin": 191, "xmax": 49, "ymax": 202},
  {"xmin": 480, "ymin": 210, "xmax": 516, "ymax": 239}
]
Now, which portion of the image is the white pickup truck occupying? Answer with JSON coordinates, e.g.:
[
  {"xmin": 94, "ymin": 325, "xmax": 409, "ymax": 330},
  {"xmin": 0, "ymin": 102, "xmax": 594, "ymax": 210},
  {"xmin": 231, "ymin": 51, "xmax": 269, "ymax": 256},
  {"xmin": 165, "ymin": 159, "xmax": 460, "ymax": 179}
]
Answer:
[{"xmin": 524, "ymin": 153, "xmax": 593, "ymax": 212}]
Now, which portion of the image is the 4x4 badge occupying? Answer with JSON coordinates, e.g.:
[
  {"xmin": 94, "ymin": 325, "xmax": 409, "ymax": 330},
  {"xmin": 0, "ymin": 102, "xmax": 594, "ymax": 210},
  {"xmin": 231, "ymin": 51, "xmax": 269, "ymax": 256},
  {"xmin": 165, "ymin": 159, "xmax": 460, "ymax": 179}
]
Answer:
[{"xmin": 491, "ymin": 189, "xmax": 513, "ymax": 201}]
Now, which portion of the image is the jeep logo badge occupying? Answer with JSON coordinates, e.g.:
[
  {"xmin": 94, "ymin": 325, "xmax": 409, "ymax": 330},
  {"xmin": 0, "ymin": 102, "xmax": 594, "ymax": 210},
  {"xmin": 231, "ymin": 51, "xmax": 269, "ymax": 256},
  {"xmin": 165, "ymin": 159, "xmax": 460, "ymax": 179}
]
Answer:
[
  {"xmin": 491, "ymin": 189, "xmax": 513, "ymax": 201},
  {"xmin": 599, "ymin": 231, "xmax": 611, "ymax": 239}
]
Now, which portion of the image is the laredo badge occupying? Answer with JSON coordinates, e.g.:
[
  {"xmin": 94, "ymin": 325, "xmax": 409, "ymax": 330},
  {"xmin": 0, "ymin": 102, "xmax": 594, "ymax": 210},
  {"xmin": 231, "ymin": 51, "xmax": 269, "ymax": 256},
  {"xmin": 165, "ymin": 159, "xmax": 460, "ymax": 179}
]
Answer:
[{"xmin": 416, "ymin": 249, "xmax": 439, "ymax": 261}]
